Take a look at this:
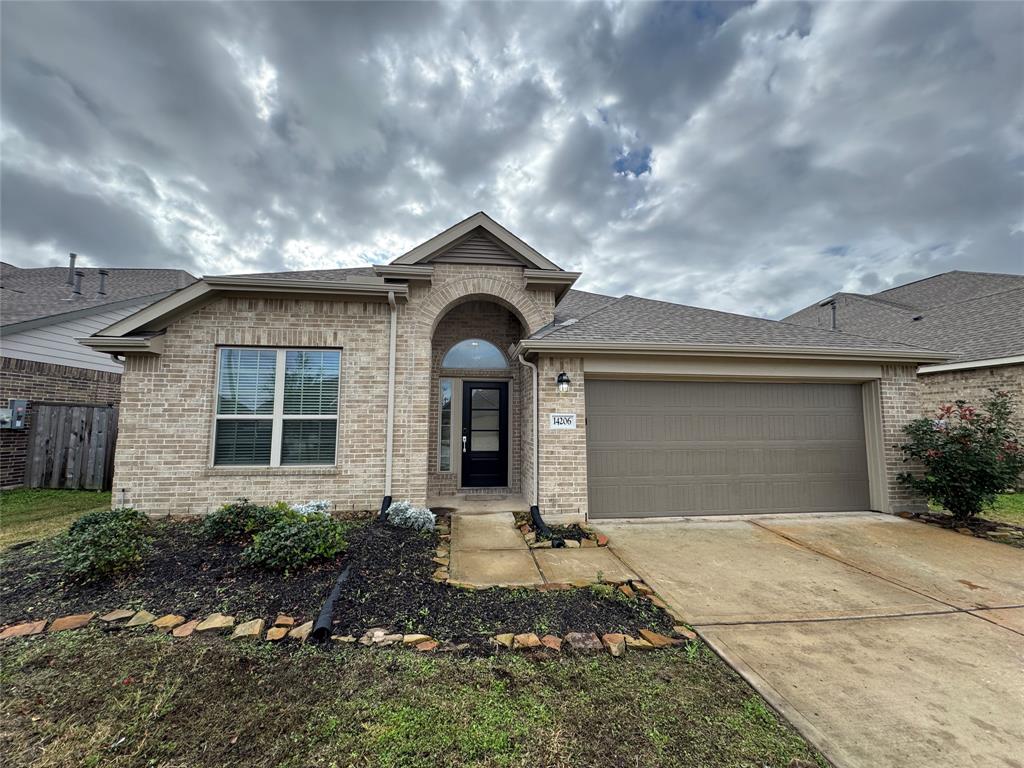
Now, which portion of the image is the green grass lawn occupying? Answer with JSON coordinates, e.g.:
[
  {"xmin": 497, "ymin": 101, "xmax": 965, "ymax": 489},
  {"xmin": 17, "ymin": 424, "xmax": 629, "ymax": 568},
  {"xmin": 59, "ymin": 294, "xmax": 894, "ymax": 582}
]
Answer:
[
  {"xmin": 0, "ymin": 630, "xmax": 825, "ymax": 768},
  {"xmin": 929, "ymin": 492, "xmax": 1024, "ymax": 528},
  {"xmin": 0, "ymin": 489, "xmax": 111, "ymax": 550}
]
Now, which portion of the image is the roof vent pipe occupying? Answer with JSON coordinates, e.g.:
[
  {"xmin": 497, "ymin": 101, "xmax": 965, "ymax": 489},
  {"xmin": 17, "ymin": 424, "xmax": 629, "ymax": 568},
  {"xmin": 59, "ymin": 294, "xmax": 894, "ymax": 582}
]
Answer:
[
  {"xmin": 97, "ymin": 269, "xmax": 109, "ymax": 296},
  {"xmin": 72, "ymin": 270, "xmax": 84, "ymax": 296},
  {"xmin": 818, "ymin": 297, "xmax": 837, "ymax": 330},
  {"xmin": 66, "ymin": 253, "xmax": 77, "ymax": 285}
]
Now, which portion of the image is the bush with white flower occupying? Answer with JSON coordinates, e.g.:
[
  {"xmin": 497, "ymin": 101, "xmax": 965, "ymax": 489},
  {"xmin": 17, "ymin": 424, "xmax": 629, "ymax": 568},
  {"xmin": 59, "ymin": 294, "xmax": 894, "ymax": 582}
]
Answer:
[{"xmin": 384, "ymin": 500, "xmax": 436, "ymax": 532}]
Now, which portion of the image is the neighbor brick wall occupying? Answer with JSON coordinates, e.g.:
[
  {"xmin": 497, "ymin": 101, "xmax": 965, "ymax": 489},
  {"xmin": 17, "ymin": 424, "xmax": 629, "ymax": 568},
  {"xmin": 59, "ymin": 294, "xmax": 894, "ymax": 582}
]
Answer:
[
  {"xmin": 536, "ymin": 355, "xmax": 588, "ymax": 522},
  {"xmin": 919, "ymin": 364, "xmax": 1024, "ymax": 420},
  {"xmin": 0, "ymin": 357, "xmax": 121, "ymax": 488},
  {"xmin": 879, "ymin": 363, "xmax": 928, "ymax": 514}
]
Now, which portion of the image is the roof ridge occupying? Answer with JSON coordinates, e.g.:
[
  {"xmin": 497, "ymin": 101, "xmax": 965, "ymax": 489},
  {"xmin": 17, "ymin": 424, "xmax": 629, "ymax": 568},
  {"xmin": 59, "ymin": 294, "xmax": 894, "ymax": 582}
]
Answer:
[{"xmin": 923, "ymin": 283, "xmax": 1024, "ymax": 311}]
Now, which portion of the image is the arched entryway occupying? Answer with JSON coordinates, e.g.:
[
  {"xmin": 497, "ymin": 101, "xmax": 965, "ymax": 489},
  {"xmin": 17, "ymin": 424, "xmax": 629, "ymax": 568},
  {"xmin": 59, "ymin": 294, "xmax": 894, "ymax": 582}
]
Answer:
[{"xmin": 428, "ymin": 300, "xmax": 526, "ymax": 497}]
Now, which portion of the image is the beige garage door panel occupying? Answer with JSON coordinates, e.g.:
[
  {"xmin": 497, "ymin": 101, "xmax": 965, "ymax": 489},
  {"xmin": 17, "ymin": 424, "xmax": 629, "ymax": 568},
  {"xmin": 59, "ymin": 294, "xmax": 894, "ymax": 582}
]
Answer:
[{"xmin": 586, "ymin": 380, "xmax": 870, "ymax": 518}]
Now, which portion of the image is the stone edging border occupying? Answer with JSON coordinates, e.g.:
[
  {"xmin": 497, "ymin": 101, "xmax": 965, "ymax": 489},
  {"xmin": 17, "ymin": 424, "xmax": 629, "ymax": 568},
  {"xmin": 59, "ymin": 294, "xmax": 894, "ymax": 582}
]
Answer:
[
  {"xmin": 898, "ymin": 510, "xmax": 1024, "ymax": 546},
  {"xmin": 1, "ymin": 609, "xmax": 698, "ymax": 658}
]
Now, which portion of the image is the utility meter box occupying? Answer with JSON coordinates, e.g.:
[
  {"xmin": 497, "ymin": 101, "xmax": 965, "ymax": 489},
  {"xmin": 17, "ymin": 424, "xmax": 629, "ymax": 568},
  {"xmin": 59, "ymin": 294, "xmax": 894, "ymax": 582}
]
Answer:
[{"xmin": 2, "ymin": 399, "xmax": 28, "ymax": 430}]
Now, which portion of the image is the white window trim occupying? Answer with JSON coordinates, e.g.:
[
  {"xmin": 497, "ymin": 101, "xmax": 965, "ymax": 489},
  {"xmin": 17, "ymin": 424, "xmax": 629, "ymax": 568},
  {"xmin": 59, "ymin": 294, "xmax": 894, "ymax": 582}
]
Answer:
[{"xmin": 211, "ymin": 346, "xmax": 341, "ymax": 468}]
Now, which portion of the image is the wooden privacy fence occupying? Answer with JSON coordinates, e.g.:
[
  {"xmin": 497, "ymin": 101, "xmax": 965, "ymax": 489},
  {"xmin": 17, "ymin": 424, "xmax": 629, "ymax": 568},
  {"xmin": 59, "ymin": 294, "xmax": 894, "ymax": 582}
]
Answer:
[{"xmin": 24, "ymin": 403, "xmax": 119, "ymax": 490}]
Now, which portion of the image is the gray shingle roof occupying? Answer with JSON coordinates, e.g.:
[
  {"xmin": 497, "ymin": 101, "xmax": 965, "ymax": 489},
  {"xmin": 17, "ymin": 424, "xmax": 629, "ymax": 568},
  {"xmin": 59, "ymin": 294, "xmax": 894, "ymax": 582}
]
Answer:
[
  {"xmin": 552, "ymin": 289, "xmax": 617, "ymax": 324},
  {"xmin": 783, "ymin": 271, "xmax": 1024, "ymax": 364},
  {"xmin": 1, "ymin": 262, "xmax": 196, "ymax": 328},
  {"xmin": 534, "ymin": 294, "xmax": 940, "ymax": 354},
  {"xmin": 230, "ymin": 266, "xmax": 377, "ymax": 282}
]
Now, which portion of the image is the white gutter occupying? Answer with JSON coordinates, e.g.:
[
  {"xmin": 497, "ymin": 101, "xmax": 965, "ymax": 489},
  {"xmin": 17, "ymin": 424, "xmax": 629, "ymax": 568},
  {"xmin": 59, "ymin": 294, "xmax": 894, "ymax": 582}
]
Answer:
[
  {"xmin": 919, "ymin": 354, "xmax": 1024, "ymax": 374},
  {"xmin": 384, "ymin": 291, "xmax": 398, "ymax": 504},
  {"xmin": 518, "ymin": 354, "xmax": 539, "ymax": 508}
]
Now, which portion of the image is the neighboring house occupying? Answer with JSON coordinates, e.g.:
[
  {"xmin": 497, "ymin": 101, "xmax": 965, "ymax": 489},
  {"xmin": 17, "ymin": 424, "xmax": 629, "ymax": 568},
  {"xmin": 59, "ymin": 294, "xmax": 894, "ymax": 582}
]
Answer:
[
  {"xmin": 82, "ymin": 213, "xmax": 945, "ymax": 522},
  {"xmin": 0, "ymin": 258, "xmax": 196, "ymax": 487},
  {"xmin": 783, "ymin": 271, "xmax": 1024, "ymax": 419}
]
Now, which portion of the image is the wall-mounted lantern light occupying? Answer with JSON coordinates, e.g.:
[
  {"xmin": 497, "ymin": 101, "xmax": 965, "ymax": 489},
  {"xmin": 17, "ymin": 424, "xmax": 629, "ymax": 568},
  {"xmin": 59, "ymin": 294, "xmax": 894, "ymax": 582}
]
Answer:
[{"xmin": 556, "ymin": 371, "xmax": 571, "ymax": 393}]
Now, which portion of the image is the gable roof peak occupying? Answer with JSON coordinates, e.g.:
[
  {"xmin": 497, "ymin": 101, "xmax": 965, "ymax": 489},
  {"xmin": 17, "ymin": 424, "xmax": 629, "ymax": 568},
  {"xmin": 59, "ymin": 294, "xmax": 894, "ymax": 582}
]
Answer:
[{"xmin": 390, "ymin": 211, "xmax": 564, "ymax": 272}]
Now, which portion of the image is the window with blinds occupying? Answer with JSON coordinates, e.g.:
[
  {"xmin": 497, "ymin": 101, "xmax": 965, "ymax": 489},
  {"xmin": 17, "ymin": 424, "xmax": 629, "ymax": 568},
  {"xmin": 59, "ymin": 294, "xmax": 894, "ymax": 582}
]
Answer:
[{"xmin": 214, "ymin": 347, "xmax": 341, "ymax": 467}]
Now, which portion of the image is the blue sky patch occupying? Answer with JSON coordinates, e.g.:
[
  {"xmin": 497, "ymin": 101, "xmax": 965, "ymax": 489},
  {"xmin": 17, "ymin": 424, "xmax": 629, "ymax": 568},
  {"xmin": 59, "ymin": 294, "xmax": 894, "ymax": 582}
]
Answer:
[{"xmin": 614, "ymin": 146, "xmax": 653, "ymax": 177}]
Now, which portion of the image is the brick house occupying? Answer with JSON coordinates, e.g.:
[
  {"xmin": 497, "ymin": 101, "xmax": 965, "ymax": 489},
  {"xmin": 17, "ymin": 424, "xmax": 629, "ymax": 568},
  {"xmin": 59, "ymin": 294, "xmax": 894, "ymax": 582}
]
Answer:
[
  {"xmin": 784, "ymin": 271, "xmax": 1024, "ymax": 421},
  {"xmin": 82, "ymin": 213, "xmax": 945, "ymax": 521},
  {"xmin": 0, "ymin": 259, "xmax": 195, "ymax": 488}
]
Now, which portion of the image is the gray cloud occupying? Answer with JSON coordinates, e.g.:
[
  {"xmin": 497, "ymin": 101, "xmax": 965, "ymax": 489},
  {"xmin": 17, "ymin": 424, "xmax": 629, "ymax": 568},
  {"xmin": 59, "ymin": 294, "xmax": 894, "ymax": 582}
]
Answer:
[{"xmin": 1, "ymin": 0, "xmax": 1020, "ymax": 316}]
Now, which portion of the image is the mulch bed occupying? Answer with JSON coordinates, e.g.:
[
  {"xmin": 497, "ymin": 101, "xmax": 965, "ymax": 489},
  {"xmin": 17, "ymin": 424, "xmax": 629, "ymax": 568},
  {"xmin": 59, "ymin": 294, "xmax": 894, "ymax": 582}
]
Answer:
[
  {"xmin": 0, "ymin": 521, "xmax": 343, "ymax": 626},
  {"xmin": 330, "ymin": 520, "xmax": 674, "ymax": 642},
  {"xmin": 907, "ymin": 510, "xmax": 1024, "ymax": 548}
]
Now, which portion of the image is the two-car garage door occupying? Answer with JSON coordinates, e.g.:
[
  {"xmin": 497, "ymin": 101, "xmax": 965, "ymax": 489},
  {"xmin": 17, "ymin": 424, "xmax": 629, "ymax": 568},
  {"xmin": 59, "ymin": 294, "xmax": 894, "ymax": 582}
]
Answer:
[{"xmin": 585, "ymin": 380, "xmax": 871, "ymax": 519}]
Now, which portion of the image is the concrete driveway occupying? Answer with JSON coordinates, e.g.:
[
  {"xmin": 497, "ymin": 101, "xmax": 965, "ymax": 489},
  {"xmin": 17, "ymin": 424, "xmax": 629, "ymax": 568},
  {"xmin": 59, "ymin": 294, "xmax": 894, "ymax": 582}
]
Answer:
[{"xmin": 596, "ymin": 512, "xmax": 1024, "ymax": 768}]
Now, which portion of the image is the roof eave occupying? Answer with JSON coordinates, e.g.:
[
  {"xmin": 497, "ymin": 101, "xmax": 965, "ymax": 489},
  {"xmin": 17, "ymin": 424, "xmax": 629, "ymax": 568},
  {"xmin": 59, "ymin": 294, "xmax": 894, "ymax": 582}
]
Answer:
[
  {"xmin": 0, "ymin": 290, "xmax": 177, "ymax": 336},
  {"xmin": 523, "ymin": 269, "xmax": 581, "ymax": 302},
  {"xmin": 515, "ymin": 339, "xmax": 949, "ymax": 363},
  {"xmin": 918, "ymin": 353, "xmax": 1024, "ymax": 374},
  {"xmin": 77, "ymin": 334, "xmax": 166, "ymax": 355},
  {"xmin": 372, "ymin": 264, "xmax": 434, "ymax": 283}
]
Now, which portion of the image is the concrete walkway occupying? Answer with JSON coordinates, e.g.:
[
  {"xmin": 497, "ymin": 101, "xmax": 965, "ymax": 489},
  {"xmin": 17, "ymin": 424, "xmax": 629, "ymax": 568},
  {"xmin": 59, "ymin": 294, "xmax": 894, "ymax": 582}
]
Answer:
[
  {"xmin": 596, "ymin": 512, "xmax": 1024, "ymax": 768},
  {"xmin": 449, "ymin": 512, "xmax": 638, "ymax": 587}
]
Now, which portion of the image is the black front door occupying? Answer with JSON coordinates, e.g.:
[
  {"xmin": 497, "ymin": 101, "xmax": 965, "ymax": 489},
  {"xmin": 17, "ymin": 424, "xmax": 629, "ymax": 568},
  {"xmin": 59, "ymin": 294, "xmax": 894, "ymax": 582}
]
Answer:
[{"xmin": 461, "ymin": 381, "xmax": 508, "ymax": 488}]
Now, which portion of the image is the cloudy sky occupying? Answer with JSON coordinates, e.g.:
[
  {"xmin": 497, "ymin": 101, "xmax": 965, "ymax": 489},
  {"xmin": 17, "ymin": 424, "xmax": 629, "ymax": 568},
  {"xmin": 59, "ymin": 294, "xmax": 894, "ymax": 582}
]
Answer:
[{"xmin": 1, "ymin": 1, "xmax": 1021, "ymax": 318}]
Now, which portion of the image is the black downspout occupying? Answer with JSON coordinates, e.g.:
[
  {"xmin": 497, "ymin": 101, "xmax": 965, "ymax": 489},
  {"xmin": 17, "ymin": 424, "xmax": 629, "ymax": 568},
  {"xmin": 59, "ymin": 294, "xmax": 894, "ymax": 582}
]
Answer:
[
  {"xmin": 310, "ymin": 564, "xmax": 351, "ymax": 643},
  {"xmin": 379, "ymin": 495, "xmax": 393, "ymax": 517},
  {"xmin": 531, "ymin": 504, "xmax": 564, "ymax": 548}
]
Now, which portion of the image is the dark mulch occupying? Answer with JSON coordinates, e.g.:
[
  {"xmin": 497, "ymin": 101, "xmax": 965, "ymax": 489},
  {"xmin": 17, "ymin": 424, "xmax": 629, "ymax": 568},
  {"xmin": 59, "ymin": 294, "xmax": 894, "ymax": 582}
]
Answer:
[
  {"xmin": 0, "ymin": 520, "xmax": 343, "ymax": 625},
  {"xmin": 330, "ymin": 520, "xmax": 675, "ymax": 642},
  {"xmin": 910, "ymin": 511, "xmax": 1024, "ymax": 548}
]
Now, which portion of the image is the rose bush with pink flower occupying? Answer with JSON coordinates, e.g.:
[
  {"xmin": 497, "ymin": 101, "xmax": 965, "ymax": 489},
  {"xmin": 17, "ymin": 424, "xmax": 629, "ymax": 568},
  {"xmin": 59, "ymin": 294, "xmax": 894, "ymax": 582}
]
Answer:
[{"xmin": 899, "ymin": 391, "xmax": 1023, "ymax": 521}]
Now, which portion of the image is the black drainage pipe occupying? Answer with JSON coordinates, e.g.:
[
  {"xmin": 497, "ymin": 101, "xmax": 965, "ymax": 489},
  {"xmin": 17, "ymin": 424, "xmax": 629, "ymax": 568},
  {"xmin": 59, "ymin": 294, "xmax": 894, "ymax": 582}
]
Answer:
[
  {"xmin": 530, "ymin": 504, "xmax": 565, "ymax": 548},
  {"xmin": 310, "ymin": 564, "xmax": 351, "ymax": 643},
  {"xmin": 379, "ymin": 495, "xmax": 393, "ymax": 517}
]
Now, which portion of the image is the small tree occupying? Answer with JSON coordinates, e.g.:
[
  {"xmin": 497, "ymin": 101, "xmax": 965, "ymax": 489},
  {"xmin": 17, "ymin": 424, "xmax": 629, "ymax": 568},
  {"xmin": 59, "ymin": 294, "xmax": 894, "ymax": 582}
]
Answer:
[{"xmin": 899, "ymin": 391, "xmax": 1023, "ymax": 522}]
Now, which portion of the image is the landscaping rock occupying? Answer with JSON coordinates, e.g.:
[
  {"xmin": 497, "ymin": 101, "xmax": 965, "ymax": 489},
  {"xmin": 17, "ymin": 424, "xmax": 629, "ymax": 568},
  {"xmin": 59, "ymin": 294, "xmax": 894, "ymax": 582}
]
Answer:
[
  {"xmin": 537, "ymin": 582, "xmax": 572, "ymax": 591},
  {"xmin": 172, "ymin": 619, "xmax": 199, "ymax": 638},
  {"xmin": 98, "ymin": 609, "xmax": 134, "ymax": 623},
  {"xmin": 540, "ymin": 634, "xmax": 562, "ymax": 652},
  {"xmin": 359, "ymin": 627, "xmax": 389, "ymax": 645},
  {"xmin": 231, "ymin": 618, "xmax": 264, "ymax": 640},
  {"xmin": 602, "ymin": 633, "xmax": 626, "ymax": 657},
  {"xmin": 618, "ymin": 584, "xmax": 635, "ymax": 598},
  {"xmin": 513, "ymin": 632, "xmax": 541, "ymax": 649},
  {"xmin": 402, "ymin": 634, "xmax": 431, "ymax": 645},
  {"xmin": 673, "ymin": 626, "xmax": 698, "ymax": 641},
  {"xmin": 151, "ymin": 614, "xmax": 186, "ymax": 632},
  {"xmin": 492, "ymin": 633, "xmax": 514, "ymax": 649},
  {"xmin": 432, "ymin": 568, "xmax": 448, "ymax": 582},
  {"xmin": 648, "ymin": 595, "xmax": 669, "ymax": 610},
  {"xmin": 633, "ymin": 581, "xmax": 653, "ymax": 595},
  {"xmin": 125, "ymin": 610, "xmax": 156, "ymax": 628},
  {"xmin": 435, "ymin": 547, "xmax": 449, "ymax": 557},
  {"xmin": 596, "ymin": 534, "xmax": 609, "ymax": 547},
  {"xmin": 431, "ymin": 556, "xmax": 450, "ymax": 566},
  {"xmin": 625, "ymin": 635, "xmax": 656, "ymax": 650},
  {"xmin": 531, "ymin": 540, "xmax": 552, "ymax": 548},
  {"xmin": 289, "ymin": 620, "xmax": 314, "ymax": 642},
  {"xmin": 331, "ymin": 635, "xmax": 356, "ymax": 643},
  {"xmin": 416, "ymin": 640, "xmax": 439, "ymax": 652},
  {"xmin": 639, "ymin": 629, "xmax": 676, "ymax": 648},
  {"xmin": 0, "ymin": 620, "xmax": 46, "ymax": 640},
  {"xmin": 519, "ymin": 524, "xmax": 531, "ymax": 534},
  {"xmin": 563, "ymin": 539, "xmax": 580, "ymax": 548},
  {"xmin": 571, "ymin": 579, "xmax": 592, "ymax": 588},
  {"xmin": 565, "ymin": 632, "xmax": 603, "ymax": 653},
  {"xmin": 49, "ymin": 612, "xmax": 95, "ymax": 632},
  {"xmin": 273, "ymin": 615, "xmax": 295, "ymax": 627},
  {"xmin": 378, "ymin": 633, "xmax": 403, "ymax": 646},
  {"xmin": 195, "ymin": 613, "xmax": 235, "ymax": 633},
  {"xmin": 266, "ymin": 626, "xmax": 289, "ymax": 642},
  {"xmin": 581, "ymin": 538, "xmax": 597, "ymax": 548}
]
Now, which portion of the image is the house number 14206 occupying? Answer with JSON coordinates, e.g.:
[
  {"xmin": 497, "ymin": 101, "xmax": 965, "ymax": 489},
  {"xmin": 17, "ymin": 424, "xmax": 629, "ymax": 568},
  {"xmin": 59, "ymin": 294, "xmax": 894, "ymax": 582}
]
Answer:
[{"xmin": 549, "ymin": 413, "xmax": 577, "ymax": 429}]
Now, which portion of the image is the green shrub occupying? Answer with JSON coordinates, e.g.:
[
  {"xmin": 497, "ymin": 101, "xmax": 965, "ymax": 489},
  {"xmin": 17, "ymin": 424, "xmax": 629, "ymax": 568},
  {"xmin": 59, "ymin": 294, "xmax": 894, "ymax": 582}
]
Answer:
[
  {"xmin": 242, "ymin": 512, "xmax": 347, "ymax": 574},
  {"xmin": 203, "ymin": 498, "xmax": 294, "ymax": 542},
  {"xmin": 384, "ymin": 500, "xmax": 435, "ymax": 531},
  {"xmin": 900, "ymin": 391, "xmax": 1024, "ymax": 521},
  {"xmin": 59, "ymin": 507, "xmax": 151, "ymax": 583}
]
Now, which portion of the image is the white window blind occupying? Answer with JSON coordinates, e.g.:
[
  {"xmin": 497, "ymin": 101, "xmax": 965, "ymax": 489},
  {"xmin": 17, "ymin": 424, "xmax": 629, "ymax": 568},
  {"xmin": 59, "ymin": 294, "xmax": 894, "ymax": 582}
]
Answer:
[{"xmin": 214, "ymin": 347, "xmax": 340, "ymax": 467}]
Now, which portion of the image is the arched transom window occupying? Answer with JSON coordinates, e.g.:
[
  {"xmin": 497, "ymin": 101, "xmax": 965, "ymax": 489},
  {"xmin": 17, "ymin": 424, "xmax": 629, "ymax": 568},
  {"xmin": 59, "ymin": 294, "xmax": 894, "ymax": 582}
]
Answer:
[{"xmin": 442, "ymin": 339, "xmax": 508, "ymax": 369}]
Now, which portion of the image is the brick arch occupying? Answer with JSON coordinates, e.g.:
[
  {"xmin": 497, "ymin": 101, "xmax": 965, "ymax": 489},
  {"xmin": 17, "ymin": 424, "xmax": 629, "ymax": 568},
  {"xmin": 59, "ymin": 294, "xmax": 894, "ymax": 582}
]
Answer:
[{"xmin": 415, "ymin": 275, "xmax": 548, "ymax": 337}]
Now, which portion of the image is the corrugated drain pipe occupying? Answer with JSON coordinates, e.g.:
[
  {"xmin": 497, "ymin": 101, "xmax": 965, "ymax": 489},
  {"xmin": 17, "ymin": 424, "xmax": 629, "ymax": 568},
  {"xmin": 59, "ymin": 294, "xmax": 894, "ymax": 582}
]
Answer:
[
  {"xmin": 381, "ymin": 290, "xmax": 398, "ymax": 516},
  {"xmin": 518, "ymin": 354, "xmax": 563, "ymax": 547}
]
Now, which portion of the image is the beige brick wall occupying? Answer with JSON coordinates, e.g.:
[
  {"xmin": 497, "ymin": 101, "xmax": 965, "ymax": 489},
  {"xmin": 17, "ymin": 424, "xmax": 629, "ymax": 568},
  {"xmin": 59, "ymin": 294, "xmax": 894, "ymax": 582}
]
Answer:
[
  {"xmin": 113, "ymin": 264, "xmax": 557, "ymax": 516},
  {"xmin": 536, "ymin": 355, "xmax": 588, "ymax": 522},
  {"xmin": 879, "ymin": 363, "xmax": 928, "ymax": 514},
  {"xmin": 919, "ymin": 364, "xmax": 1024, "ymax": 420}
]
